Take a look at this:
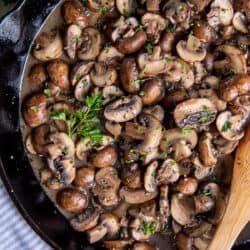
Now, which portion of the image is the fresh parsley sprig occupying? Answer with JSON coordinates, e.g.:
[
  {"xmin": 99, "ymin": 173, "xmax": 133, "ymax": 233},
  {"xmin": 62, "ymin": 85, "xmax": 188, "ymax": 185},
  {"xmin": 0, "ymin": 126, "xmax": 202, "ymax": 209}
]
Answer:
[{"xmin": 50, "ymin": 93, "xmax": 103, "ymax": 144}]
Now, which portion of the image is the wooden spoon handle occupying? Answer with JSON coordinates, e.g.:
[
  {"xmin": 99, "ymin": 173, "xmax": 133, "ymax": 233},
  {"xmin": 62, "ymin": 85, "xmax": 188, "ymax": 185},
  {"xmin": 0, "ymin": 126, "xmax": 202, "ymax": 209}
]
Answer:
[{"xmin": 208, "ymin": 192, "xmax": 250, "ymax": 250}]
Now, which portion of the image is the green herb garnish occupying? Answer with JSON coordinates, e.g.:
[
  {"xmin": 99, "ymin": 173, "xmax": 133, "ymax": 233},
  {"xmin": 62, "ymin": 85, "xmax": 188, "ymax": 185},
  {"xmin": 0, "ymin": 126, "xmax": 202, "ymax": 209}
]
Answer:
[
  {"xmin": 161, "ymin": 223, "xmax": 172, "ymax": 234},
  {"xmin": 166, "ymin": 23, "xmax": 174, "ymax": 33},
  {"xmin": 139, "ymin": 91, "xmax": 145, "ymax": 96},
  {"xmin": 198, "ymin": 112, "xmax": 216, "ymax": 123},
  {"xmin": 100, "ymin": 5, "xmax": 108, "ymax": 15},
  {"xmin": 43, "ymin": 88, "xmax": 51, "ymax": 97},
  {"xmin": 141, "ymin": 221, "xmax": 157, "ymax": 235},
  {"xmin": 30, "ymin": 105, "xmax": 38, "ymax": 112},
  {"xmin": 145, "ymin": 42, "xmax": 153, "ymax": 55},
  {"xmin": 180, "ymin": 128, "xmax": 191, "ymax": 135},
  {"xmin": 221, "ymin": 121, "xmax": 232, "ymax": 132},
  {"xmin": 203, "ymin": 189, "xmax": 212, "ymax": 196},
  {"xmin": 134, "ymin": 79, "xmax": 146, "ymax": 85},
  {"xmin": 165, "ymin": 57, "xmax": 172, "ymax": 62}
]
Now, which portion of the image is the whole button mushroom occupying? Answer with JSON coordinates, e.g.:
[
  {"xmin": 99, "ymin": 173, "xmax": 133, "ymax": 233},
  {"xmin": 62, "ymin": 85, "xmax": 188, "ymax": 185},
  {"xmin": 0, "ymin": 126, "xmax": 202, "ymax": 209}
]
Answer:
[
  {"xmin": 29, "ymin": 64, "xmax": 47, "ymax": 85},
  {"xmin": 160, "ymin": 32, "xmax": 175, "ymax": 53},
  {"xmin": 140, "ymin": 78, "xmax": 165, "ymax": 105},
  {"xmin": 177, "ymin": 177, "xmax": 198, "ymax": 195},
  {"xmin": 61, "ymin": 0, "xmax": 88, "ymax": 28},
  {"xmin": 90, "ymin": 145, "xmax": 117, "ymax": 168},
  {"xmin": 74, "ymin": 167, "xmax": 95, "ymax": 189},
  {"xmin": 56, "ymin": 187, "xmax": 88, "ymax": 213},
  {"xmin": 23, "ymin": 93, "xmax": 48, "ymax": 127},
  {"xmin": 120, "ymin": 58, "xmax": 139, "ymax": 93},
  {"xmin": 193, "ymin": 21, "xmax": 216, "ymax": 43},
  {"xmin": 47, "ymin": 59, "xmax": 70, "ymax": 90},
  {"xmin": 121, "ymin": 163, "xmax": 142, "ymax": 189}
]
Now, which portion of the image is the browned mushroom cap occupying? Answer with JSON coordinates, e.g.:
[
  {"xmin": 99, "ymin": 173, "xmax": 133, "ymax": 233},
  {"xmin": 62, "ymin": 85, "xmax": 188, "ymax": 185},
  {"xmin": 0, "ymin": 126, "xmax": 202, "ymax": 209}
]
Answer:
[
  {"xmin": 208, "ymin": 195, "xmax": 226, "ymax": 225},
  {"xmin": 184, "ymin": 220, "xmax": 213, "ymax": 238},
  {"xmin": 177, "ymin": 177, "xmax": 198, "ymax": 195},
  {"xmin": 93, "ymin": 186, "xmax": 119, "ymax": 207},
  {"xmin": 116, "ymin": 30, "xmax": 147, "ymax": 54},
  {"xmin": 74, "ymin": 167, "xmax": 95, "ymax": 189},
  {"xmin": 144, "ymin": 161, "xmax": 158, "ymax": 192},
  {"xmin": 193, "ymin": 21, "xmax": 216, "ymax": 43},
  {"xmin": 171, "ymin": 194, "xmax": 195, "ymax": 226},
  {"xmin": 46, "ymin": 132, "xmax": 75, "ymax": 160},
  {"xmin": 47, "ymin": 59, "xmax": 70, "ymax": 90},
  {"xmin": 214, "ymin": 45, "xmax": 247, "ymax": 74},
  {"xmin": 119, "ymin": 187, "xmax": 158, "ymax": 204},
  {"xmin": 132, "ymin": 242, "xmax": 155, "ymax": 250},
  {"xmin": 162, "ymin": 90, "xmax": 189, "ymax": 109},
  {"xmin": 219, "ymin": 74, "xmax": 250, "ymax": 102},
  {"xmin": 74, "ymin": 75, "xmax": 92, "ymax": 102},
  {"xmin": 33, "ymin": 29, "xmax": 63, "ymax": 62},
  {"xmin": 87, "ymin": 213, "xmax": 120, "ymax": 243},
  {"xmin": 199, "ymin": 132, "xmax": 218, "ymax": 167},
  {"xmin": 156, "ymin": 159, "xmax": 180, "ymax": 185},
  {"xmin": 87, "ymin": 0, "xmax": 114, "ymax": 12},
  {"xmin": 65, "ymin": 24, "xmax": 82, "ymax": 60},
  {"xmin": 70, "ymin": 61, "xmax": 94, "ymax": 86},
  {"xmin": 70, "ymin": 209, "xmax": 100, "ymax": 232},
  {"xmin": 188, "ymin": 0, "xmax": 212, "ymax": 12},
  {"xmin": 143, "ymin": 105, "xmax": 165, "ymax": 122},
  {"xmin": 23, "ymin": 93, "xmax": 48, "ymax": 127},
  {"xmin": 61, "ymin": 0, "xmax": 88, "ymax": 27},
  {"xmin": 160, "ymin": 32, "xmax": 175, "ymax": 53},
  {"xmin": 121, "ymin": 163, "xmax": 142, "ymax": 189},
  {"xmin": 176, "ymin": 232, "xmax": 192, "ymax": 250},
  {"xmin": 141, "ymin": 78, "xmax": 165, "ymax": 105},
  {"xmin": 120, "ymin": 57, "xmax": 139, "ymax": 94},
  {"xmin": 207, "ymin": 0, "xmax": 233, "ymax": 28},
  {"xmin": 233, "ymin": 12, "xmax": 248, "ymax": 33},
  {"xmin": 40, "ymin": 168, "xmax": 64, "ymax": 190},
  {"xmin": 116, "ymin": 0, "xmax": 136, "ymax": 16},
  {"xmin": 216, "ymin": 111, "xmax": 245, "ymax": 141},
  {"xmin": 173, "ymin": 98, "xmax": 217, "ymax": 129},
  {"xmin": 194, "ymin": 194, "xmax": 215, "ymax": 214},
  {"xmin": 56, "ymin": 187, "xmax": 88, "ymax": 213},
  {"xmin": 31, "ymin": 124, "xmax": 50, "ymax": 155},
  {"xmin": 176, "ymin": 35, "xmax": 206, "ymax": 63},
  {"xmin": 160, "ymin": 128, "xmax": 198, "ymax": 162},
  {"xmin": 78, "ymin": 27, "xmax": 101, "ymax": 60},
  {"xmin": 128, "ymin": 200, "xmax": 156, "ymax": 218},
  {"xmin": 29, "ymin": 64, "xmax": 47, "ymax": 85},
  {"xmin": 90, "ymin": 62, "xmax": 117, "ymax": 87},
  {"xmin": 141, "ymin": 13, "xmax": 166, "ymax": 43},
  {"xmin": 90, "ymin": 145, "xmax": 117, "ymax": 168},
  {"xmin": 137, "ymin": 46, "xmax": 169, "ymax": 77},
  {"xmin": 104, "ymin": 95, "xmax": 142, "ymax": 123}
]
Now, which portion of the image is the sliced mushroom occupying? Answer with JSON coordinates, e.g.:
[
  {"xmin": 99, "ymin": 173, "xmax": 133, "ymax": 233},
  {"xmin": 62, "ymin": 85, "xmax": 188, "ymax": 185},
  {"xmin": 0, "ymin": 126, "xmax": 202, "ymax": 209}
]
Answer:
[
  {"xmin": 78, "ymin": 27, "xmax": 101, "ymax": 60},
  {"xmin": 104, "ymin": 95, "xmax": 142, "ymax": 123},
  {"xmin": 120, "ymin": 57, "xmax": 139, "ymax": 94},
  {"xmin": 103, "ymin": 85, "xmax": 124, "ymax": 104},
  {"xmin": 193, "ymin": 237, "xmax": 210, "ymax": 250},
  {"xmin": 219, "ymin": 74, "xmax": 250, "ymax": 102},
  {"xmin": 137, "ymin": 46, "xmax": 169, "ymax": 77},
  {"xmin": 171, "ymin": 194, "xmax": 195, "ymax": 226},
  {"xmin": 208, "ymin": 195, "xmax": 226, "ymax": 225},
  {"xmin": 65, "ymin": 24, "xmax": 82, "ymax": 59},
  {"xmin": 192, "ymin": 156, "xmax": 212, "ymax": 180},
  {"xmin": 40, "ymin": 168, "xmax": 64, "ymax": 190},
  {"xmin": 119, "ymin": 187, "xmax": 158, "ymax": 204},
  {"xmin": 184, "ymin": 220, "xmax": 212, "ymax": 238},
  {"xmin": 90, "ymin": 62, "xmax": 117, "ymax": 87},
  {"xmin": 159, "ymin": 185, "xmax": 170, "ymax": 223},
  {"xmin": 176, "ymin": 35, "xmax": 206, "ymax": 62},
  {"xmin": 199, "ymin": 132, "xmax": 218, "ymax": 167},
  {"xmin": 29, "ymin": 64, "xmax": 47, "ymax": 85},
  {"xmin": 33, "ymin": 29, "xmax": 63, "ymax": 62},
  {"xmin": 156, "ymin": 159, "xmax": 180, "ymax": 185},
  {"xmin": 62, "ymin": 0, "xmax": 88, "ymax": 27},
  {"xmin": 87, "ymin": 0, "xmax": 114, "ymax": 12},
  {"xmin": 176, "ymin": 232, "xmax": 192, "ymax": 250},
  {"xmin": 104, "ymin": 240, "xmax": 133, "ymax": 249},
  {"xmin": 46, "ymin": 132, "xmax": 75, "ymax": 160},
  {"xmin": 74, "ymin": 75, "xmax": 92, "ymax": 102},
  {"xmin": 173, "ymin": 98, "xmax": 217, "ymax": 129},
  {"xmin": 70, "ymin": 61, "xmax": 94, "ymax": 86},
  {"xmin": 141, "ymin": 13, "xmax": 167, "ymax": 43},
  {"xmin": 47, "ymin": 59, "xmax": 70, "ymax": 90},
  {"xmin": 216, "ymin": 111, "xmax": 245, "ymax": 141},
  {"xmin": 141, "ymin": 78, "xmax": 165, "ymax": 105},
  {"xmin": 144, "ymin": 161, "xmax": 158, "ymax": 193},
  {"xmin": 233, "ymin": 12, "xmax": 248, "ymax": 33},
  {"xmin": 87, "ymin": 213, "xmax": 119, "ymax": 243},
  {"xmin": 116, "ymin": 0, "xmax": 136, "ymax": 16},
  {"xmin": 90, "ymin": 145, "xmax": 117, "ymax": 168},
  {"xmin": 70, "ymin": 209, "xmax": 100, "ymax": 232},
  {"xmin": 56, "ymin": 187, "xmax": 88, "ymax": 213},
  {"xmin": 25, "ymin": 134, "xmax": 37, "ymax": 155},
  {"xmin": 188, "ymin": 0, "xmax": 212, "ymax": 12},
  {"xmin": 177, "ymin": 177, "xmax": 198, "ymax": 196},
  {"xmin": 98, "ymin": 46, "xmax": 124, "ymax": 64},
  {"xmin": 74, "ymin": 167, "xmax": 95, "ymax": 189},
  {"xmin": 207, "ymin": 0, "xmax": 234, "ymax": 29},
  {"xmin": 105, "ymin": 121, "xmax": 122, "ymax": 138},
  {"xmin": 143, "ymin": 105, "xmax": 164, "ymax": 122},
  {"xmin": 214, "ymin": 45, "xmax": 247, "ymax": 74},
  {"xmin": 214, "ymin": 136, "xmax": 239, "ymax": 154},
  {"xmin": 23, "ymin": 93, "xmax": 48, "ymax": 127},
  {"xmin": 160, "ymin": 128, "xmax": 198, "ymax": 162},
  {"xmin": 194, "ymin": 194, "xmax": 215, "ymax": 214}
]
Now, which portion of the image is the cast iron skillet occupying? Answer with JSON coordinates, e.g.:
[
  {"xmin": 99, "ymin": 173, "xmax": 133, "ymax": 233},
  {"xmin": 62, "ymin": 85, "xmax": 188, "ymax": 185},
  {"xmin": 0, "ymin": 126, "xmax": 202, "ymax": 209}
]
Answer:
[{"xmin": 0, "ymin": 1, "xmax": 250, "ymax": 249}]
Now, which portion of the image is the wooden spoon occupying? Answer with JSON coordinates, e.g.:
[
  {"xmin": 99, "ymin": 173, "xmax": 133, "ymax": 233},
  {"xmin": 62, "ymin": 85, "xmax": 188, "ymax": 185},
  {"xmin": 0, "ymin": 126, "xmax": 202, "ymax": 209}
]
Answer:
[{"xmin": 208, "ymin": 124, "xmax": 250, "ymax": 250}]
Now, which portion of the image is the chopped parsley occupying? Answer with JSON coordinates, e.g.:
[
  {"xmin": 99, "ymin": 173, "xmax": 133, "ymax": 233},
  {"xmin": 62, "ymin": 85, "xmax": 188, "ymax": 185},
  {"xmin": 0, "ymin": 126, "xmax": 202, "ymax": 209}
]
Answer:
[
  {"xmin": 145, "ymin": 42, "xmax": 153, "ymax": 55},
  {"xmin": 134, "ymin": 79, "xmax": 146, "ymax": 85},
  {"xmin": 141, "ymin": 221, "xmax": 157, "ymax": 235},
  {"xmin": 221, "ymin": 8, "xmax": 228, "ymax": 13},
  {"xmin": 151, "ymin": 170, "xmax": 157, "ymax": 177},
  {"xmin": 180, "ymin": 128, "xmax": 191, "ymax": 135},
  {"xmin": 100, "ymin": 5, "xmax": 108, "ymax": 15},
  {"xmin": 50, "ymin": 93, "xmax": 103, "ymax": 144},
  {"xmin": 161, "ymin": 223, "xmax": 172, "ymax": 234},
  {"xmin": 30, "ymin": 105, "xmax": 38, "ymax": 112},
  {"xmin": 139, "ymin": 91, "xmax": 145, "ymax": 97},
  {"xmin": 72, "ymin": 34, "xmax": 80, "ymax": 42},
  {"xmin": 203, "ymin": 189, "xmax": 212, "ymax": 196},
  {"xmin": 135, "ymin": 24, "xmax": 145, "ymax": 32},
  {"xmin": 166, "ymin": 23, "xmax": 174, "ymax": 33},
  {"xmin": 43, "ymin": 88, "xmax": 51, "ymax": 97},
  {"xmin": 62, "ymin": 147, "xmax": 68, "ymax": 155},
  {"xmin": 221, "ymin": 121, "xmax": 232, "ymax": 132},
  {"xmin": 198, "ymin": 112, "xmax": 216, "ymax": 123},
  {"xmin": 165, "ymin": 57, "xmax": 172, "ymax": 62}
]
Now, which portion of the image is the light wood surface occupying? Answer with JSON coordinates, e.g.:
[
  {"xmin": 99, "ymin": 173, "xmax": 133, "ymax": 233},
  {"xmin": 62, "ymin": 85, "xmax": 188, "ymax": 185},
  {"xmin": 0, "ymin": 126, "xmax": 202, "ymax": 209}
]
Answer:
[{"xmin": 208, "ymin": 124, "xmax": 250, "ymax": 250}]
